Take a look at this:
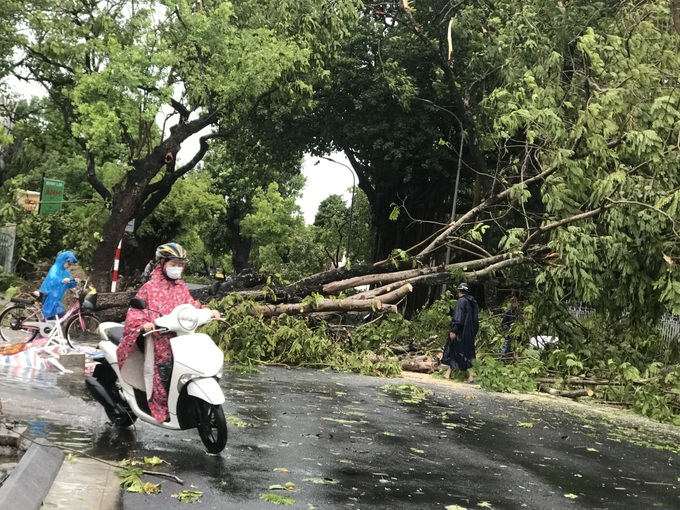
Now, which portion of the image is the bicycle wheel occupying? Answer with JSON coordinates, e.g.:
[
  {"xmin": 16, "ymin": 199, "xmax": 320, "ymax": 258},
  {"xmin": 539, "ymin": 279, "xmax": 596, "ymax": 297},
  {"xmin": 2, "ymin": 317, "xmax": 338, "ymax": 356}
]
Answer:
[
  {"xmin": 0, "ymin": 305, "xmax": 39, "ymax": 343},
  {"xmin": 65, "ymin": 313, "xmax": 102, "ymax": 350}
]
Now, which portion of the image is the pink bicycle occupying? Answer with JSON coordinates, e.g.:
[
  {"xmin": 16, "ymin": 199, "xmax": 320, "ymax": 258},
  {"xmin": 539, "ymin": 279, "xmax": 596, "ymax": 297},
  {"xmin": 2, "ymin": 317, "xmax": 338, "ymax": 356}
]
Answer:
[{"xmin": 0, "ymin": 280, "xmax": 101, "ymax": 349}]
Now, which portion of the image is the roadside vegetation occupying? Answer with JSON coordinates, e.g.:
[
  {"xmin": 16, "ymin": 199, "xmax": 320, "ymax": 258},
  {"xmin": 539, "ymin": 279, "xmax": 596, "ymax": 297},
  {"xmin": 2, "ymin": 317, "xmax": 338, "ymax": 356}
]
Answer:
[{"xmin": 202, "ymin": 289, "xmax": 680, "ymax": 427}]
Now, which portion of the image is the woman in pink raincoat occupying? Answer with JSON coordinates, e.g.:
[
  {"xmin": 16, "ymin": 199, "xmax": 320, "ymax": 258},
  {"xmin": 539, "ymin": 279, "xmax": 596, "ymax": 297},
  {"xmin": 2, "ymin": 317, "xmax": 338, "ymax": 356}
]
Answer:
[{"xmin": 116, "ymin": 243, "xmax": 221, "ymax": 423}]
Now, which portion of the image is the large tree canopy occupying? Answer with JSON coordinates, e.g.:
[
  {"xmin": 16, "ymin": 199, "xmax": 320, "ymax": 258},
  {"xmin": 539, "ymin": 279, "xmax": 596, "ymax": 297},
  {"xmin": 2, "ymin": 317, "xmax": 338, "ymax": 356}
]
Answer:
[
  {"xmin": 2, "ymin": 0, "xmax": 360, "ymax": 290},
  {"xmin": 265, "ymin": 0, "xmax": 680, "ymax": 321}
]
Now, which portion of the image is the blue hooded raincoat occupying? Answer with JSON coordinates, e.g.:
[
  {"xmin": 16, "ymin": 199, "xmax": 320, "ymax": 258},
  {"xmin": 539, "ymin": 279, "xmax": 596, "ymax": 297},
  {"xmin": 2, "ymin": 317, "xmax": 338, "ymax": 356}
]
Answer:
[{"xmin": 39, "ymin": 251, "xmax": 78, "ymax": 319}]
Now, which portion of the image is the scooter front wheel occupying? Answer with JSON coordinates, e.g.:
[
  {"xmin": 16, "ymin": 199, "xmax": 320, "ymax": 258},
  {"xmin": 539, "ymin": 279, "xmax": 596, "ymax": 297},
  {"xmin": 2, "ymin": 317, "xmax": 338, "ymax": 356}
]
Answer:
[{"xmin": 195, "ymin": 400, "xmax": 228, "ymax": 453}]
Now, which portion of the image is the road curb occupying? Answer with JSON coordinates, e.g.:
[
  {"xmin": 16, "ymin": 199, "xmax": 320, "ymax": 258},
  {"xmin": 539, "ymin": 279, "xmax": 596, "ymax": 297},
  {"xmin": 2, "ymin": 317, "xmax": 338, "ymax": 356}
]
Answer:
[{"xmin": 0, "ymin": 437, "xmax": 64, "ymax": 510}]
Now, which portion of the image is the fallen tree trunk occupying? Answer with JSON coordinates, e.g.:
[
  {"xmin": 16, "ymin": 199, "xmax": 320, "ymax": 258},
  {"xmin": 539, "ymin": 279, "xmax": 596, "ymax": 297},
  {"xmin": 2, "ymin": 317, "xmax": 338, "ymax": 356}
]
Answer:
[
  {"xmin": 538, "ymin": 385, "xmax": 594, "ymax": 398},
  {"xmin": 400, "ymin": 354, "xmax": 436, "ymax": 373},
  {"xmin": 92, "ymin": 284, "xmax": 408, "ymax": 322},
  {"xmin": 364, "ymin": 353, "xmax": 399, "ymax": 363},
  {"xmin": 323, "ymin": 252, "xmax": 522, "ymax": 295},
  {"xmin": 537, "ymin": 373, "xmax": 680, "ymax": 386},
  {"xmin": 537, "ymin": 377, "xmax": 613, "ymax": 386},
  {"xmin": 92, "ymin": 290, "xmax": 136, "ymax": 322},
  {"xmin": 348, "ymin": 283, "xmax": 413, "ymax": 305}
]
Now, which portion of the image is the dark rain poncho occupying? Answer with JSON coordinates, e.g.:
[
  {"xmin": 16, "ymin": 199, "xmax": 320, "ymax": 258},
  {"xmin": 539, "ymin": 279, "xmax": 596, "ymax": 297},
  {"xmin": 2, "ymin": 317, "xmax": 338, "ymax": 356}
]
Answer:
[{"xmin": 441, "ymin": 294, "xmax": 479, "ymax": 371}]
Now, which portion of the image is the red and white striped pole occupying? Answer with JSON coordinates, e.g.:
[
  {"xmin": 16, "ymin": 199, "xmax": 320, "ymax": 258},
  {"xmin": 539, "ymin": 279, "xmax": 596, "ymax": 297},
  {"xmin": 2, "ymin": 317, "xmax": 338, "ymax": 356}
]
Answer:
[{"xmin": 111, "ymin": 239, "xmax": 122, "ymax": 292}]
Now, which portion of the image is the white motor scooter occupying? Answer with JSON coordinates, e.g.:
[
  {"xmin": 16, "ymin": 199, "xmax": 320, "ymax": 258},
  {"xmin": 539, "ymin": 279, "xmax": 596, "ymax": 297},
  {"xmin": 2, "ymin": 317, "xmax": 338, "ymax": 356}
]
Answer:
[{"xmin": 86, "ymin": 298, "xmax": 228, "ymax": 453}]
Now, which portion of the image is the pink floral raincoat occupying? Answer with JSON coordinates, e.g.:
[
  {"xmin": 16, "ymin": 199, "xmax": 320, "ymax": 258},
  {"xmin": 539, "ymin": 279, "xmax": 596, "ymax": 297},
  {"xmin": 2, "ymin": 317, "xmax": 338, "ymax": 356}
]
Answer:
[{"xmin": 116, "ymin": 263, "xmax": 204, "ymax": 423}]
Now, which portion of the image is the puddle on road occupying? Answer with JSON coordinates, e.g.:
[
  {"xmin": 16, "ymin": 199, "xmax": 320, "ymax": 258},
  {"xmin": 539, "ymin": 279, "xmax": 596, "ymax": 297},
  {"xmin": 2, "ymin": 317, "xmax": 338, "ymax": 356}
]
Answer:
[
  {"xmin": 0, "ymin": 364, "xmax": 124, "ymax": 458},
  {"xmin": 24, "ymin": 420, "xmax": 93, "ymax": 451}
]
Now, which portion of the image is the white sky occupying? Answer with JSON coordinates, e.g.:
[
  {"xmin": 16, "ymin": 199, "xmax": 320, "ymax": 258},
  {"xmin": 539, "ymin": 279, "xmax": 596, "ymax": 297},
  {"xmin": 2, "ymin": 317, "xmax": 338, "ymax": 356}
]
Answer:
[
  {"xmin": 178, "ymin": 130, "xmax": 355, "ymax": 224},
  {"xmin": 5, "ymin": 77, "xmax": 355, "ymax": 225},
  {"xmin": 298, "ymin": 153, "xmax": 355, "ymax": 225}
]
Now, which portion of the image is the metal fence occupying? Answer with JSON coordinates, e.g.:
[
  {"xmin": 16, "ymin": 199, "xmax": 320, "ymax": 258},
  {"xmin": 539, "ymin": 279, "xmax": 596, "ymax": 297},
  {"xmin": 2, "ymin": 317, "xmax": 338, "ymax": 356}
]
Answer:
[{"xmin": 568, "ymin": 303, "xmax": 680, "ymax": 345}]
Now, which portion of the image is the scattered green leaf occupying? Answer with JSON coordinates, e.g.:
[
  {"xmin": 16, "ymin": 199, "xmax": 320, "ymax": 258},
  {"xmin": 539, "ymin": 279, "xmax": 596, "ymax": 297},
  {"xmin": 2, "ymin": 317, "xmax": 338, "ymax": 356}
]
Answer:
[
  {"xmin": 143, "ymin": 456, "xmax": 165, "ymax": 466},
  {"xmin": 260, "ymin": 493, "xmax": 295, "ymax": 505},
  {"xmin": 303, "ymin": 477, "xmax": 337, "ymax": 484},
  {"xmin": 171, "ymin": 490, "xmax": 202, "ymax": 503}
]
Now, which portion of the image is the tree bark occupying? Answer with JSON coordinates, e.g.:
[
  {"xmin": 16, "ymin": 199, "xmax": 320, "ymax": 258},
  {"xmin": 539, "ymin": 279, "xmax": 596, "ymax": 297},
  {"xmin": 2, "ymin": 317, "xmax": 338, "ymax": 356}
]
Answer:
[
  {"xmin": 671, "ymin": 0, "xmax": 680, "ymax": 36},
  {"xmin": 347, "ymin": 283, "xmax": 413, "ymax": 305},
  {"xmin": 250, "ymin": 298, "xmax": 398, "ymax": 317}
]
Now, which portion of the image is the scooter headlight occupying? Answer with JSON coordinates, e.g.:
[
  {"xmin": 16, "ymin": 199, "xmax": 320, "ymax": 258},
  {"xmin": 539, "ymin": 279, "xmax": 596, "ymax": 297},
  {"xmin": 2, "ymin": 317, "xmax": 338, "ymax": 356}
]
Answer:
[{"xmin": 177, "ymin": 307, "xmax": 199, "ymax": 331}]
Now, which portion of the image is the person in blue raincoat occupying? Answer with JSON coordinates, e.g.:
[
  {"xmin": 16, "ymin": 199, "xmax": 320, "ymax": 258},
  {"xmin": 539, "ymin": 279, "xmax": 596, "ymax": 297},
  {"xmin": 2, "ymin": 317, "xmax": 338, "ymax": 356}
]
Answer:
[{"xmin": 39, "ymin": 251, "xmax": 78, "ymax": 319}]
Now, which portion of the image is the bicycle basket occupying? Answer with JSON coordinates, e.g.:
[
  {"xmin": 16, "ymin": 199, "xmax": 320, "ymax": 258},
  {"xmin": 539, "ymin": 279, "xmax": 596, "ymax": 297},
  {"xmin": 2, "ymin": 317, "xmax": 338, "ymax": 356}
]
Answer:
[{"xmin": 79, "ymin": 288, "xmax": 98, "ymax": 309}]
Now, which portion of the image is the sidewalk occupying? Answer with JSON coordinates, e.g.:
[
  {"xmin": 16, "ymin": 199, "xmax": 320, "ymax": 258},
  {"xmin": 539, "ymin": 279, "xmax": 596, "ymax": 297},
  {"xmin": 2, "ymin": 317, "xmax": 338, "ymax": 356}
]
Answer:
[
  {"xmin": 1, "ymin": 301, "xmax": 119, "ymax": 509},
  {"xmin": 0, "ymin": 427, "xmax": 120, "ymax": 510},
  {"xmin": 43, "ymin": 457, "xmax": 121, "ymax": 510}
]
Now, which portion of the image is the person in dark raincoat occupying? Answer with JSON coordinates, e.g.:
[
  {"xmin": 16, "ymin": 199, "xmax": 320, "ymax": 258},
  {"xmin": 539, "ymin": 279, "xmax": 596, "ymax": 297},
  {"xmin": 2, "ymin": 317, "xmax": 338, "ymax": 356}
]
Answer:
[
  {"xmin": 116, "ymin": 243, "xmax": 221, "ymax": 423},
  {"xmin": 441, "ymin": 282, "xmax": 479, "ymax": 382},
  {"xmin": 500, "ymin": 295, "xmax": 520, "ymax": 358},
  {"xmin": 39, "ymin": 251, "xmax": 78, "ymax": 319}
]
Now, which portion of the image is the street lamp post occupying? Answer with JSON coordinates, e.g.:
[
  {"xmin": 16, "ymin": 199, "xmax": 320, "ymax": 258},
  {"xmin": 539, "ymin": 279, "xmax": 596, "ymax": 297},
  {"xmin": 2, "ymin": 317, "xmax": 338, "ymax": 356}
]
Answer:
[
  {"xmin": 414, "ymin": 97, "xmax": 465, "ymax": 292},
  {"xmin": 317, "ymin": 156, "xmax": 356, "ymax": 266}
]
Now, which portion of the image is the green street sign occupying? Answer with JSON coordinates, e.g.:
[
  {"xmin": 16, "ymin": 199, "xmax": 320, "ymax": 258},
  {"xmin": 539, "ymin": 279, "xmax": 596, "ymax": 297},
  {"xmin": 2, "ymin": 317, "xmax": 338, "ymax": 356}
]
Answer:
[{"xmin": 39, "ymin": 178, "xmax": 65, "ymax": 215}]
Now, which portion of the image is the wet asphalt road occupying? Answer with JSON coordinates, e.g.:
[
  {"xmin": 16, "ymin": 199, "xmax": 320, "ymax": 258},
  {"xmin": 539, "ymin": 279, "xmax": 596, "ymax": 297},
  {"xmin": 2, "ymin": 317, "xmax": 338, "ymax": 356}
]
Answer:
[{"xmin": 1, "ymin": 364, "xmax": 680, "ymax": 509}]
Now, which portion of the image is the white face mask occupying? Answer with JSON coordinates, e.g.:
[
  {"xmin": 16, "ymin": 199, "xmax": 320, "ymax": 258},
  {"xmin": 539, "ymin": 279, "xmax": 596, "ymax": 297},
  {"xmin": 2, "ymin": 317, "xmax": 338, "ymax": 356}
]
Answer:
[{"xmin": 165, "ymin": 266, "xmax": 183, "ymax": 280}]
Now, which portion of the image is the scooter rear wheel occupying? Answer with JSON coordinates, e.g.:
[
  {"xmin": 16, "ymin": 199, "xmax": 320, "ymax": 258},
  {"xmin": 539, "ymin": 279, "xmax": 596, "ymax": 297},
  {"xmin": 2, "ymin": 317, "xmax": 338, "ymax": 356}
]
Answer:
[
  {"xmin": 106, "ymin": 402, "xmax": 137, "ymax": 428},
  {"xmin": 195, "ymin": 400, "xmax": 228, "ymax": 453}
]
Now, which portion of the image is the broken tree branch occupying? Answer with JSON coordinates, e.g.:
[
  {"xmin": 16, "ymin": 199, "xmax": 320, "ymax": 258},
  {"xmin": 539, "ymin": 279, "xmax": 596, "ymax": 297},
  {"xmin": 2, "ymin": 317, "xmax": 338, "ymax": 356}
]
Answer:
[
  {"xmin": 249, "ymin": 297, "xmax": 398, "ymax": 318},
  {"xmin": 539, "ymin": 385, "xmax": 594, "ymax": 398}
]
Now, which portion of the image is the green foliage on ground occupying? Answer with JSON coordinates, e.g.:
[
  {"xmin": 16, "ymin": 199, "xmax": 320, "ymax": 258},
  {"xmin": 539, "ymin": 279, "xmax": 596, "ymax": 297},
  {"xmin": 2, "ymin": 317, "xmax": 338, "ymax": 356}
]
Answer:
[
  {"xmin": 471, "ymin": 296, "xmax": 680, "ymax": 426},
  {"xmin": 381, "ymin": 384, "xmax": 432, "ymax": 404},
  {"xmin": 0, "ymin": 267, "xmax": 22, "ymax": 296},
  {"xmin": 205, "ymin": 290, "xmax": 680, "ymax": 426},
  {"xmin": 206, "ymin": 292, "xmax": 401, "ymax": 377}
]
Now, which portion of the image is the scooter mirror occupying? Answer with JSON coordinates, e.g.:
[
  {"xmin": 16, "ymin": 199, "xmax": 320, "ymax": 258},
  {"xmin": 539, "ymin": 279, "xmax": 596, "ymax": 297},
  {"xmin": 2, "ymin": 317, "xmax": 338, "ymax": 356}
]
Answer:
[{"xmin": 130, "ymin": 297, "xmax": 147, "ymax": 310}]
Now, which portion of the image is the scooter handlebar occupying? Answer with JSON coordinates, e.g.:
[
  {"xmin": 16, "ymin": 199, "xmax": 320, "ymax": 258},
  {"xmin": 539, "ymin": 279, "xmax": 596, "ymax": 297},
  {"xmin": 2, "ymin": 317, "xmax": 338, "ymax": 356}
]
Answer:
[
  {"xmin": 142, "ymin": 327, "xmax": 169, "ymax": 337},
  {"xmin": 141, "ymin": 317, "xmax": 224, "ymax": 337}
]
